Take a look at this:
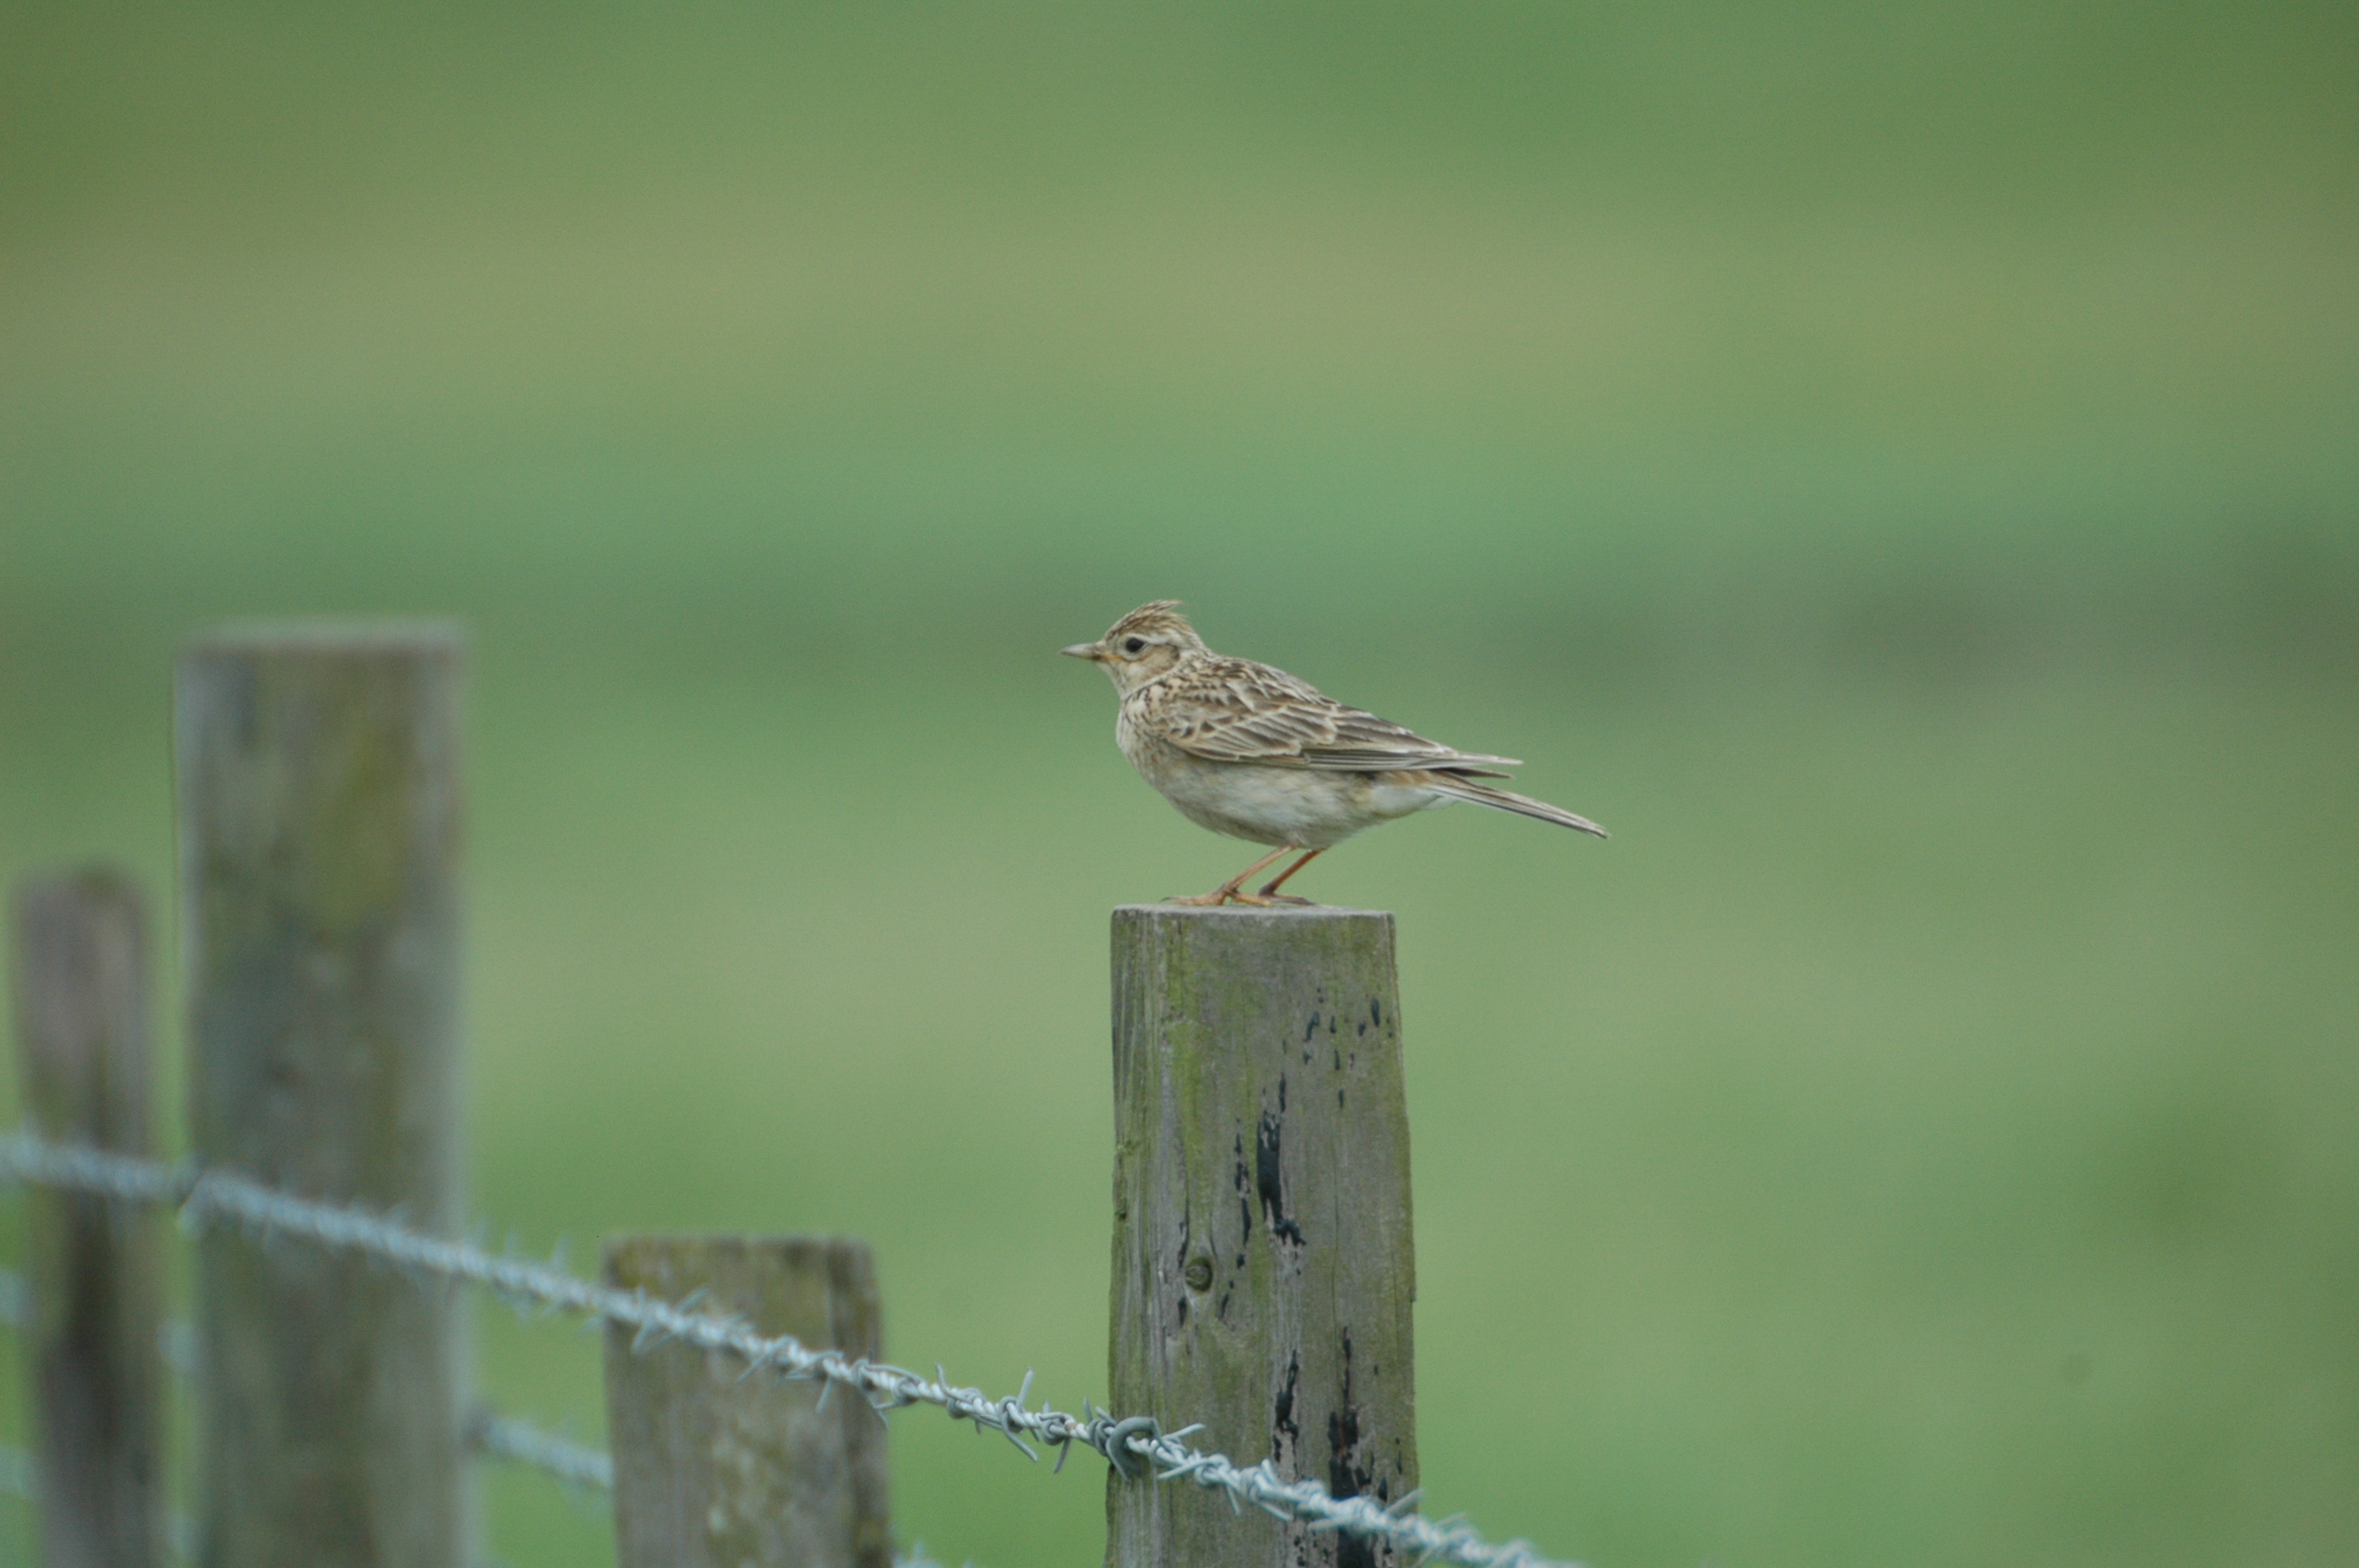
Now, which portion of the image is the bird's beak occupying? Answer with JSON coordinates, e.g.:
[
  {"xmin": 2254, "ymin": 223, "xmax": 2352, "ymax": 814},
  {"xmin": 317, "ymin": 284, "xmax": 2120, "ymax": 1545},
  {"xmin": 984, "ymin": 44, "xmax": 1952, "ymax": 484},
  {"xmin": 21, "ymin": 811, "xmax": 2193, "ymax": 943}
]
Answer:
[{"xmin": 1061, "ymin": 641, "xmax": 1107, "ymax": 661}]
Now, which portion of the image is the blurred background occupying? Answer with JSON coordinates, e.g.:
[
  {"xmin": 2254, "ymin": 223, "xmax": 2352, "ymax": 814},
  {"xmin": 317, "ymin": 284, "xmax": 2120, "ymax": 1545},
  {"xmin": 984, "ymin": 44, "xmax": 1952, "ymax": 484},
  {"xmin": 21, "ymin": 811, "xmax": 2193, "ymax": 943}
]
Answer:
[{"xmin": 3, "ymin": 2, "xmax": 2355, "ymax": 1564}]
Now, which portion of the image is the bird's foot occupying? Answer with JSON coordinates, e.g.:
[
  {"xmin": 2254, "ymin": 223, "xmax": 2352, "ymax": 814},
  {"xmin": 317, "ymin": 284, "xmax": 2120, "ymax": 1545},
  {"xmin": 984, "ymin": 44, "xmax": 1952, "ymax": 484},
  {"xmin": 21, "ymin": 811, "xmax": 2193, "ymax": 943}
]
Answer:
[
  {"xmin": 1169, "ymin": 846, "xmax": 1303, "ymax": 907},
  {"xmin": 1252, "ymin": 886, "xmax": 1315, "ymax": 906},
  {"xmin": 1165, "ymin": 889, "xmax": 1307, "ymax": 908}
]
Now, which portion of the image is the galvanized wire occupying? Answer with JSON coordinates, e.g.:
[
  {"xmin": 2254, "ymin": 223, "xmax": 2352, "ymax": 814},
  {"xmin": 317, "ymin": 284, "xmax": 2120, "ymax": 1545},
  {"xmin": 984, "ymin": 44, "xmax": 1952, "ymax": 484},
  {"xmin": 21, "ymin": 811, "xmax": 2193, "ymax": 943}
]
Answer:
[
  {"xmin": 465, "ymin": 1408, "xmax": 614, "ymax": 1493},
  {"xmin": 0, "ymin": 1445, "xmax": 30, "ymax": 1508},
  {"xmin": 0, "ymin": 1280, "xmax": 605, "ymax": 1515},
  {"xmin": 0, "ymin": 1263, "xmax": 612, "ymax": 1498},
  {"xmin": 0, "ymin": 1263, "xmax": 975, "ymax": 1567},
  {"xmin": 0, "ymin": 1439, "xmax": 948, "ymax": 1568},
  {"xmin": 0, "ymin": 1441, "xmax": 196, "ymax": 1560},
  {"xmin": 0, "ymin": 1130, "xmax": 1578, "ymax": 1568}
]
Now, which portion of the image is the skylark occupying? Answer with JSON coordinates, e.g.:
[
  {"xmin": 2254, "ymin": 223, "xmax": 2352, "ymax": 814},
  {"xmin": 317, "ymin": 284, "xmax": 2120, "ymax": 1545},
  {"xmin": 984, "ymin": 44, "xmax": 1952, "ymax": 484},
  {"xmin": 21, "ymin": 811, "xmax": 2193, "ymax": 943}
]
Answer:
[{"xmin": 1063, "ymin": 601, "xmax": 1606, "ymax": 906}]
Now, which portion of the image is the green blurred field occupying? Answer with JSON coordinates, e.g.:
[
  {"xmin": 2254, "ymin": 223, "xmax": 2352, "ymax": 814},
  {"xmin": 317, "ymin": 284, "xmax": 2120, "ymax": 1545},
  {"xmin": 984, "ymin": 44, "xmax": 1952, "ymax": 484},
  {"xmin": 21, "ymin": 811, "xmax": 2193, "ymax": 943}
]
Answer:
[{"xmin": 3, "ymin": 3, "xmax": 2356, "ymax": 1566}]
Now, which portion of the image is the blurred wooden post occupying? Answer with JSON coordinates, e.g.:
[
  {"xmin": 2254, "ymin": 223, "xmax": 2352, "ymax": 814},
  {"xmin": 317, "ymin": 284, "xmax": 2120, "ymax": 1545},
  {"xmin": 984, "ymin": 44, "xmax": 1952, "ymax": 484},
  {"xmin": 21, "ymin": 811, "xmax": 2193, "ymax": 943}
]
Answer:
[
  {"xmin": 602, "ymin": 1236, "xmax": 892, "ymax": 1568},
  {"xmin": 1107, "ymin": 906, "xmax": 1418, "ymax": 1568},
  {"xmin": 9, "ymin": 871, "xmax": 165, "ymax": 1568},
  {"xmin": 176, "ymin": 626, "xmax": 468, "ymax": 1567}
]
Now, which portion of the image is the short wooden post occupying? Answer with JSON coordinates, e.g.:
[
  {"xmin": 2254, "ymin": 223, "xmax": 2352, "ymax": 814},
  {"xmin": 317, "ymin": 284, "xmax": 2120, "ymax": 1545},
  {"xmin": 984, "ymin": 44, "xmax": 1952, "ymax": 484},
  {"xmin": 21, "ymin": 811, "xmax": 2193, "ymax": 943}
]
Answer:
[
  {"xmin": 602, "ymin": 1236, "xmax": 891, "ymax": 1568},
  {"xmin": 10, "ymin": 871, "xmax": 165, "ymax": 1568},
  {"xmin": 176, "ymin": 626, "xmax": 468, "ymax": 1567},
  {"xmin": 1107, "ymin": 906, "xmax": 1418, "ymax": 1568}
]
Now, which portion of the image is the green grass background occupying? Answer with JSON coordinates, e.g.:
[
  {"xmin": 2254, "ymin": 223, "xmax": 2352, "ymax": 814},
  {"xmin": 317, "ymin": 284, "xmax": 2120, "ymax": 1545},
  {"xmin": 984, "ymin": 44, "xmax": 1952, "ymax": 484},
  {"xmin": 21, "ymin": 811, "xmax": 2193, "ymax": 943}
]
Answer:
[{"xmin": 2, "ymin": 2, "xmax": 2355, "ymax": 1565}]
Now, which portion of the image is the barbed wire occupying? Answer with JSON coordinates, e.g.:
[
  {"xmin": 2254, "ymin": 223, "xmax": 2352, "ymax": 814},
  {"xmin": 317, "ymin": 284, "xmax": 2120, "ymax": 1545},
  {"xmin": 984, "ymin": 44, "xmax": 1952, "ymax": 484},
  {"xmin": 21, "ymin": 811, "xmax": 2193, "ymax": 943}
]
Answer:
[
  {"xmin": 0, "ymin": 1445, "xmax": 30, "ymax": 1507},
  {"xmin": 0, "ymin": 1273, "xmax": 951, "ymax": 1567},
  {"xmin": 465, "ymin": 1409, "xmax": 613, "ymax": 1493},
  {"xmin": 0, "ymin": 1440, "xmax": 958, "ymax": 1568},
  {"xmin": 0, "ymin": 1442, "xmax": 198, "ymax": 1560},
  {"xmin": 1, "ymin": 1250, "xmax": 959, "ymax": 1566},
  {"xmin": 0, "ymin": 1264, "xmax": 611, "ymax": 1501},
  {"xmin": 0, "ymin": 1130, "xmax": 1577, "ymax": 1568}
]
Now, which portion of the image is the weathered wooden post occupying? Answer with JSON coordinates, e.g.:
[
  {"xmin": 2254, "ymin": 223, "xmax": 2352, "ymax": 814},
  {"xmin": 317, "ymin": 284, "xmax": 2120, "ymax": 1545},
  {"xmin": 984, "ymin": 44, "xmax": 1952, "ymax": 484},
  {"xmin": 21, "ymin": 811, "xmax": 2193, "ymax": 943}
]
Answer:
[
  {"xmin": 602, "ymin": 1236, "xmax": 892, "ymax": 1568},
  {"xmin": 9, "ymin": 870, "xmax": 166, "ymax": 1568},
  {"xmin": 1107, "ymin": 905, "xmax": 1418, "ymax": 1568},
  {"xmin": 176, "ymin": 625, "xmax": 468, "ymax": 1566}
]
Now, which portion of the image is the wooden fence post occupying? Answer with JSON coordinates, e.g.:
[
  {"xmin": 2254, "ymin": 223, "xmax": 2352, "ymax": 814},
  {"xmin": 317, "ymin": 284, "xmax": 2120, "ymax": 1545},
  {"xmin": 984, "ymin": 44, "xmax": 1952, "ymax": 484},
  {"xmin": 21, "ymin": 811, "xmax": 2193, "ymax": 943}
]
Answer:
[
  {"xmin": 1107, "ymin": 905, "xmax": 1418, "ymax": 1568},
  {"xmin": 176, "ymin": 625, "xmax": 468, "ymax": 1566},
  {"xmin": 9, "ymin": 870, "xmax": 165, "ymax": 1568},
  {"xmin": 602, "ymin": 1236, "xmax": 891, "ymax": 1568}
]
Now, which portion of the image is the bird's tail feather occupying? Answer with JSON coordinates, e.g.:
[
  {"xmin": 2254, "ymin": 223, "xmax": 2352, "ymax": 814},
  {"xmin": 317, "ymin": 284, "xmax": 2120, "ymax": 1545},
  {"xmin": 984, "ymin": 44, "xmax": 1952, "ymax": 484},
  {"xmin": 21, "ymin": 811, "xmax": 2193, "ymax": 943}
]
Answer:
[{"xmin": 1430, "ymin": 776, "xmax": 1608, "ymax": 838}]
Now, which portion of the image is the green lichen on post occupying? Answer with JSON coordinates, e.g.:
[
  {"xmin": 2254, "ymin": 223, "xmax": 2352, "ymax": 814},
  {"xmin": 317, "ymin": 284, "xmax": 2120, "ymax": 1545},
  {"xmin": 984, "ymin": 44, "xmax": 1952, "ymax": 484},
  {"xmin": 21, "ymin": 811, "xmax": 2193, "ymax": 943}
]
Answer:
[
  {"xmin": 176, "ymin": 626, "xmax": 468, "ymax": 1568},
  {"xmin": 602, "ymin": 1236, "xmax": 892, "ymax": 1568},
  {"xmin": 1108, "ymin": 905, "xmax": 1417, "ymax": 1568},
  {"xmin": 11, "ymin": 870, "xmax": 166, "ymax": 1568}
]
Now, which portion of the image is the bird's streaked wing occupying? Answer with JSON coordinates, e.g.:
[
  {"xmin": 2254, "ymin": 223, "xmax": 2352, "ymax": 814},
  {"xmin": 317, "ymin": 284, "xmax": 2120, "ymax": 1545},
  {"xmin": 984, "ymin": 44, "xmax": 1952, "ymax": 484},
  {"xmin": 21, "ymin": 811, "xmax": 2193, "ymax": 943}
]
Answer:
[{"xmin": 1150, "ymin": 658, "xmax": 1521, "ymax": 775}]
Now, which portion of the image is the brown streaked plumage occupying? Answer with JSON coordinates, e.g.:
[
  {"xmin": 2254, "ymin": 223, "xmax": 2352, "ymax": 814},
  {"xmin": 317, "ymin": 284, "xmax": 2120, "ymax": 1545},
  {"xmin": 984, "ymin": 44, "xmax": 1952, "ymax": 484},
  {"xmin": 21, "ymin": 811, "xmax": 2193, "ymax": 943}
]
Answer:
[{"xmin": 1062, "ymin": 601, "xmax": 1606, "ymax": 906}]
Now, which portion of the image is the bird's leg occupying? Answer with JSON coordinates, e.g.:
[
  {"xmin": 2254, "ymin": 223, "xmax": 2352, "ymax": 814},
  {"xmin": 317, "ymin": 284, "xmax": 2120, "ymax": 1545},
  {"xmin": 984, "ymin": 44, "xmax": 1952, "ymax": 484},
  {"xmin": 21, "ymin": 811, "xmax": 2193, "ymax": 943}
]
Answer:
[
  {"xmin": 1168, "ymin": 845, "xmax": 1297, "ymax": 906},
  {"xmin": 1253, "ymin": 848, "xmax": 1325, "ymax": 906}
]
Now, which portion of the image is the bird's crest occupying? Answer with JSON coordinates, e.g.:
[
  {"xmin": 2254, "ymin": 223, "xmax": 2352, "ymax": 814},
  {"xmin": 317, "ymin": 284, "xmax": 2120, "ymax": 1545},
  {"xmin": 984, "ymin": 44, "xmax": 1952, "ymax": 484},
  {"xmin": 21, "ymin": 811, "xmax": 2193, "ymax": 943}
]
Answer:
[{"xmin": 1103, "ymin": 600, "xmax": 1205, "ymax": 651}]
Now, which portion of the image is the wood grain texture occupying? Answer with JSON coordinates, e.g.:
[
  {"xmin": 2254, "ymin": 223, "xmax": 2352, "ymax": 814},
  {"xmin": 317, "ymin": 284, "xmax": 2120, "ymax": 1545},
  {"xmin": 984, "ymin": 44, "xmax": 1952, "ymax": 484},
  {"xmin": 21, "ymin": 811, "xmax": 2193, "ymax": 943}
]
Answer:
[
  {"xmin": 603, "ymin": 1237, "xmax": 892, "ymax": 1568},
  {"xmin": 176, "ymin": 626, "xmax": 468, "ymax": 1568},
  {"xmin": 10, "ymin": 870, "xmax": 165, "ymax": 1568},
  {"xmin": 1107, "ymin": 905, "xmax": 1416, "ymax": 1568}
]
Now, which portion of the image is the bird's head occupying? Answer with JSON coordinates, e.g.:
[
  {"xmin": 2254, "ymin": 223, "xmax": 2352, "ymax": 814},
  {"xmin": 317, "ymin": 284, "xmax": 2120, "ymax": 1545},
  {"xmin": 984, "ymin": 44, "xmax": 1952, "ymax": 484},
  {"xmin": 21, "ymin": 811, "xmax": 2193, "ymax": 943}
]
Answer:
[{"xmin": 1062, "ymin": 600, "xmax": 1207, "ymax": 694}]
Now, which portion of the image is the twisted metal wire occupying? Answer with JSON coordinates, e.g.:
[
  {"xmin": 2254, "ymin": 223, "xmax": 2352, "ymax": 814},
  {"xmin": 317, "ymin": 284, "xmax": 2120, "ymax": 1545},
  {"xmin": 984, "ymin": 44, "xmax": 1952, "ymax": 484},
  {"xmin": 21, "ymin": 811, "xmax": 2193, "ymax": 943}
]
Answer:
[
  {"xmin": 0, "ymin": 1263, "xmax": 612, "ymax": 1501},
  {"xmin": 0, "ymin": 1443, "xmax": 30, "ymax": 1507},
  {"xmin": 465, "ymin": 1409, "xmax": 615, "ymax": 1493},
  {"xmin": 0, "ymin": 1131, "xmax": 1578, "ymax": 1568},
  {"xmin": 0, "ymin": 1446, "xmax": 200, "ymax": 1561},
  {"xmin": 0, "ymin": 1443, "xmax": 958, "ymax": 1565},
  {"xmin": 0, "ymin": 1271, "xmax": 940, "ymax": 1565}
]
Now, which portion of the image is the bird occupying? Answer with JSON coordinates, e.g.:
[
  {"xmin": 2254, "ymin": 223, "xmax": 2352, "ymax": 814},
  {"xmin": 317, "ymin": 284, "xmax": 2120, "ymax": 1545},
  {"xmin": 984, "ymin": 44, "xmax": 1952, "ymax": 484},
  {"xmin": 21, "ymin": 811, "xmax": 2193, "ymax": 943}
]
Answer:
[{"xmin": 1062, "ymin": 601, "xmax": 1606, "ymax": 906}]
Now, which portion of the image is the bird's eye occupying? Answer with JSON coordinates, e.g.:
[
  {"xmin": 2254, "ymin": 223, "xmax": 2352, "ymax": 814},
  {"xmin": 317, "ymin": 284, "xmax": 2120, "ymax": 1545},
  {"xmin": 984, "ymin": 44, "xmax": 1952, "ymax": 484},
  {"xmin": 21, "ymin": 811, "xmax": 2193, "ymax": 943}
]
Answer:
[{"xmin": 1124, "ymin": 637, "xmax": 1146, "ymax": 654}]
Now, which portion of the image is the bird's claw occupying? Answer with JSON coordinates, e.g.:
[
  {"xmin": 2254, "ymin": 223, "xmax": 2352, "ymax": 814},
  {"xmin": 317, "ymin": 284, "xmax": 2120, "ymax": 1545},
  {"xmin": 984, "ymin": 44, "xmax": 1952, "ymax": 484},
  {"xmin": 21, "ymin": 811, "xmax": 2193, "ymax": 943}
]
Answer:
[{"xmin": 1165, "ymin": 890, "xmax": 1310, "ymax": 908}]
